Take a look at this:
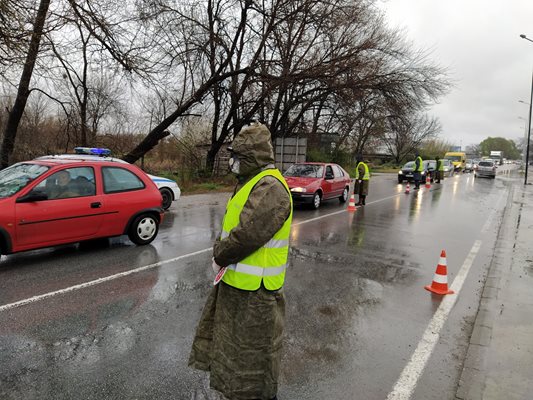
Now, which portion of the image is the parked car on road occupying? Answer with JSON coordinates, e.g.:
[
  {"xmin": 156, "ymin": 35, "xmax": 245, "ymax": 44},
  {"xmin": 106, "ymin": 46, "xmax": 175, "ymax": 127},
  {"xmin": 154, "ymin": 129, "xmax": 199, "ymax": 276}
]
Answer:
[
  {"xmin": 441, "ymin": 159, "xmax": 455, "ymax": 177},
  {"xmin": 464, "ymin": 159, "xmax": 474, "ymax": 173},
  {"xmin": 474, "ymin": 160, "xmax": 497, "ymax": 179},
  {"xmin": 283, "ymin": 162, "xmax": 351, "ymax": 209},
  {"xmin": 0, "ymin": 157, "xmax": 164, "ymax": 256},
  {"xmin": 37, "ymin": 147, "xmax": 181, "ymax": 210},
  {"xmin": 397, "ymin": 160, "xmax": 436, "ymax": 183}
]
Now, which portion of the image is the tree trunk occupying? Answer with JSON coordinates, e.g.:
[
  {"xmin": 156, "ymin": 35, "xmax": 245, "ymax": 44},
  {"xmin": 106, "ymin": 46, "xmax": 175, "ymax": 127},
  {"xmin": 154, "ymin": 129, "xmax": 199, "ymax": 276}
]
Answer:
[
  {"xmin": 0, "ymin": 0, "xmax": 50, "ymax": 169},
  {"xmin": 122, "ymin": 68, "xmax": 248, "ymax": 165}
]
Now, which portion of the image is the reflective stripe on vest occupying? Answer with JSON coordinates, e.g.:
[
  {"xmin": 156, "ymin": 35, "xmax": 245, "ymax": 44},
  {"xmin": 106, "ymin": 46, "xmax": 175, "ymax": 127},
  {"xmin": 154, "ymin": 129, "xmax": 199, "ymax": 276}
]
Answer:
[
  {"xmin": 220, "ymin": 169, "xmax": 293, "ymax": 291},
  {"xmin": 415, "ymin": 156, "xmax": 424, "ymax": 172},
  {"xmin": 355, "ymin": 162, "xmax": 370, "ymax": 180},
  {"xmin": 226, "ymin": 262, "xmax": 288, "ymax": 277}
]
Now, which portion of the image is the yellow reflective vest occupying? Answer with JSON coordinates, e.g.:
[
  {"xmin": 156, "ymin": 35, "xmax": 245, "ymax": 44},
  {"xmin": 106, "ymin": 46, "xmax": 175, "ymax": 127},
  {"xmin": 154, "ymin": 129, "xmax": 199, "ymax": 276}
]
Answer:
[
  {"xmin": 221, "ymin": 169, "xmax": 293, "ymax": 291},
  {"xmin": 355, "ymin": 162, "xmax": 370, "ymax": 180},
  {"xmin": 415, "ymin": 156, "xmax": 424, "ymax": 172}
]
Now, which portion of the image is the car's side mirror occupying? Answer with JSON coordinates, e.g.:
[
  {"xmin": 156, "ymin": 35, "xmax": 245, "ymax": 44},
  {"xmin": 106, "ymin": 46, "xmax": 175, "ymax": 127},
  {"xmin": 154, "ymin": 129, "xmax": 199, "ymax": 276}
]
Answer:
[
  {"xmin": 325, "ymin": 173, "xmax": 334, "ymax": 180},
  {"xmin": 16, "ymin": 190, "xmax": 48, "ymax": 203}
]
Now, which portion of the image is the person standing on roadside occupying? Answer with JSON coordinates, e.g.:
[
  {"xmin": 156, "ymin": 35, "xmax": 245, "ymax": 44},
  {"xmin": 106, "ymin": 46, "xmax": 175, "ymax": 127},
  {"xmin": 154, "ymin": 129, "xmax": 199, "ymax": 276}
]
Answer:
[
  {"xmin": 435, "ymin": 156, "xmax": 444, "ymax": 184},
  {"xmin": 353, "ymin": 155, "xmax": 370, "ymax": 206},
  {"xmin": 189, "ymin": 122, "xmax": 293, "ymax": 400},
  {"xmin": 413, "ymin": 152, "xmax": 424, "ymax": 190}
]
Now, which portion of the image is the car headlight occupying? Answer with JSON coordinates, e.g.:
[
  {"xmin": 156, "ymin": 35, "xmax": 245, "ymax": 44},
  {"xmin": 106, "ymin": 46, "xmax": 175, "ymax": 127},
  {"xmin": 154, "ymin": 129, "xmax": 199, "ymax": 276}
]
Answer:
[
  {"xmin": 421, "ymin": 171, "xmax": 426, "ymax": 175},
  {"xmin": 291, "ymin": 187, "xmax": 307, "ymax": 193},
  {"xmin": 398, "ymin": 171, "xmax": 403, "ymax": 175}
]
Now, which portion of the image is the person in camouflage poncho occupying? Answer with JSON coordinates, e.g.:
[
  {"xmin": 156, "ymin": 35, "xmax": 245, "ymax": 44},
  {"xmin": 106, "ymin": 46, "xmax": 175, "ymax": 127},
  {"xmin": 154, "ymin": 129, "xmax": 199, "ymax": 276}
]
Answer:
[
  {"xmin": 189, "ymin": 122, "xmax": 292, "ymax": 400},
  {"xmin": 353, "ymin": 155, "xmax": 370, "ymax": 206}
]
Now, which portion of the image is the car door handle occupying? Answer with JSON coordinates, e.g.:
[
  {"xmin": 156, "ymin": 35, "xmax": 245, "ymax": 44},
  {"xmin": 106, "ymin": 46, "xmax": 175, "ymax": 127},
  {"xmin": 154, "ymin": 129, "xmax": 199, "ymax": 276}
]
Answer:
[{"xmin": 90, "ymin": 202, "xmax": 102, "ymax": 208}]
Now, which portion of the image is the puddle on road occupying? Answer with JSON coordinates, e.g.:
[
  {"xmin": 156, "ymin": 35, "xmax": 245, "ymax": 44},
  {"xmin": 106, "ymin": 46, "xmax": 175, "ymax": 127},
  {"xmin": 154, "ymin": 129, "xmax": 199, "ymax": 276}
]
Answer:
[{"xmin": 282, "ymin": 245, "xmax": 419, "ymax": 386}]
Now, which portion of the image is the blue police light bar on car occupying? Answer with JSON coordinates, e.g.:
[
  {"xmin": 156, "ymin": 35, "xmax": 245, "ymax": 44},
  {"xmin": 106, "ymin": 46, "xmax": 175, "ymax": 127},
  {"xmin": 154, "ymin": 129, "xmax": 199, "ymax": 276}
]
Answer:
[{"xmin": 74, "ymin": 147, "xmax": 112, "ymax": 156}]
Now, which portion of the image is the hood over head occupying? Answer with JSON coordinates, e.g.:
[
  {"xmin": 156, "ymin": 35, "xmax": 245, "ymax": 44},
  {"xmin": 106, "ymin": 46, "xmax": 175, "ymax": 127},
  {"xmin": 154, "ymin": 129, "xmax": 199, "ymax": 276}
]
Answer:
[{"xmin": 230, "ymin": 122, "xmax": 275, "ymax": 177}]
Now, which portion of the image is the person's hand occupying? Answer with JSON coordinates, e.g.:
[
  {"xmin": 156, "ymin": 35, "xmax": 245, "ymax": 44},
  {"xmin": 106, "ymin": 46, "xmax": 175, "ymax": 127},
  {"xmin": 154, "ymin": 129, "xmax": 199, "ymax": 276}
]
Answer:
[
  {"xmin": 212, "ymin": 258, "xmax": 222, "ymax": 274},
  {"xmin": 358, "ymin": 180, "xmax": 362, "ymax": 184}
]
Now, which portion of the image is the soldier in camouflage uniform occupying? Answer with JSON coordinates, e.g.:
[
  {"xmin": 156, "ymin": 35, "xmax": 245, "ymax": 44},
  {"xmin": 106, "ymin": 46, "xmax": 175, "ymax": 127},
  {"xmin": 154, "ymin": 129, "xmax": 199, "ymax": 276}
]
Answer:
[
  {"xmin": 189, "ymin": 122, "xmax": 293, "ymax": 400},
  {"xmin": 353, "ymin": 155, "xmax": 370, "ymax": 206}
]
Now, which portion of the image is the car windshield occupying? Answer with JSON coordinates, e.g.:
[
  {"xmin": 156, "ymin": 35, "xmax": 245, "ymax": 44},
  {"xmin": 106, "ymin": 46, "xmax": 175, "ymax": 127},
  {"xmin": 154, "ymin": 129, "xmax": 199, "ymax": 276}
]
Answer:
[
  {"xmin": 0, "ymin": 163, "xmax": 49, "ymax": 198},
  {"xmin": 479, "ymin": 161, "xmax": 493, "ymax": 167},
  {"xmin": 442, "ymin": 160, "xmax": 451, "ymax": 165},
  {"xmin": 402, "ymin": 161, "xmax": 415, "ymax": 169},
  {"xmin": 284, "ymin": 164, "xmax": 324, "ymax": 178}
]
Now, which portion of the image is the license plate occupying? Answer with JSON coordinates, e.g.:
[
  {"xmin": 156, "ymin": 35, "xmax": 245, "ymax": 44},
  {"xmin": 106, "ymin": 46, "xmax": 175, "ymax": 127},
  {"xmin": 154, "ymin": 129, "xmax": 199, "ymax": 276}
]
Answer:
[{"xmin": 406, "ymin": 174, "xmax": 413, "ymax": 178}]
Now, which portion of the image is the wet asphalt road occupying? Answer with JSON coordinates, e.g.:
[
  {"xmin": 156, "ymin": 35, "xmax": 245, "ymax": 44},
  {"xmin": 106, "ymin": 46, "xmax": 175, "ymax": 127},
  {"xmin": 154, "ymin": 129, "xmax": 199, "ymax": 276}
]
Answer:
[{"xmin": 0, "ymin": 166, "xmax": 518, "ymax": 400}]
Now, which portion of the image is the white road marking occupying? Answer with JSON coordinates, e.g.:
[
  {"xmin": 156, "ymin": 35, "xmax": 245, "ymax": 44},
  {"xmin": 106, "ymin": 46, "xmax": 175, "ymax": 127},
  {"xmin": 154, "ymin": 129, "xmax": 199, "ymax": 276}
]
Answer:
[
  {"xmin": 2, "ymin": 194, "xmax": 405, "ymax": 312},
  {"xmin": 296, "ymin": 193, "xmax": 404, "ymax": 226},
  {"xmin": 0, "ymin": 186, "xmax": 448, "ymax": 313},
  {"xmin": 386, "ymin": 239, "xmax": 482, "ymax": 400},
  {"xmin": 0, "ymin": 248, "xmax": 212, "ymax": 313}
]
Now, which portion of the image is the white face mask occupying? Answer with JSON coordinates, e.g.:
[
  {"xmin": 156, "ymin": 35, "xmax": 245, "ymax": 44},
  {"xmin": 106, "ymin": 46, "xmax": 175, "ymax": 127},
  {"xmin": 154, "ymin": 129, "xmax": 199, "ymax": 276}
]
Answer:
[{"xmin": 228, "ymin": 155, "xmax": 240, "ymax": 174}]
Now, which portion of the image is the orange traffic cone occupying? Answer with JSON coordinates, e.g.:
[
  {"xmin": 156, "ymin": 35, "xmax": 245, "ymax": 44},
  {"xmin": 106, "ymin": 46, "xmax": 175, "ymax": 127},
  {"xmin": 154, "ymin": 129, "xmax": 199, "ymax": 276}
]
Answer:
[
  {"xmin": 405, "ymin": 181, "xmax": 410, "ymax": 194},
  {"xmin": 347, "ymin": 194, "xmax": 357, "ymax": 212},
  {"xmin": 425, "ymin": 174, "xmax": 431, "ymax": 189},
  {"xmin": 425, "ymin": 250, "xmax": 454, "ymax": 295}
]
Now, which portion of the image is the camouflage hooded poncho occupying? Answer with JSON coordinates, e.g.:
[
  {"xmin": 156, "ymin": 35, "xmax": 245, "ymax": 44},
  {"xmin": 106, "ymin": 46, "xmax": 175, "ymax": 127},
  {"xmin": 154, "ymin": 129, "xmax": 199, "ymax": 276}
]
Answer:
[{"xmin": 189, "ymin": 123, "xmax": 292, "ymax": 400}]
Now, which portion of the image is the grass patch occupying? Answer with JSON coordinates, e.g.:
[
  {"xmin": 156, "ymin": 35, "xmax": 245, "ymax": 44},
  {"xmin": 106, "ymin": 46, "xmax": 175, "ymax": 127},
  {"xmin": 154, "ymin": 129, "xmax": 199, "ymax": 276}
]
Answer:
[
  {"xmin": 370, "ymin": 164, "xmax": 401, "ymax": 173},
  {"xmin": 183, "ymin": 181, "xmax": 234, "ymax": 195}
]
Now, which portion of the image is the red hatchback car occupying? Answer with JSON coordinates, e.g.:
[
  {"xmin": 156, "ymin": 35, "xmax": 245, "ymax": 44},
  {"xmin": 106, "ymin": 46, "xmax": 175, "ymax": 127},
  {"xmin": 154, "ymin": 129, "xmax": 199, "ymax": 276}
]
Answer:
[
  {"xmin": 283, "ymin": 162, "xmax": 351, "ymax": 209},
  {"xmin": 0, "ymin": 158, "xmax": 164, "ymax": 256}
]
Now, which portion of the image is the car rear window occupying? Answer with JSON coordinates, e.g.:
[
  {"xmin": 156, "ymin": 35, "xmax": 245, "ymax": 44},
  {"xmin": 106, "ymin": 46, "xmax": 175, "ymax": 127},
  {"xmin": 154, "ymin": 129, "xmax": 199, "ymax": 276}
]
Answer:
[
  {"xmin": 479, "ymin": 161, "xmax": 493, "ymax": 167},
  {"xmin": 332, "ymin": 165, "xmax": 344, "ymax": 177},
  {"xmin": 102, "ymin": 167, "xmax": 145, "ymax": 193}
]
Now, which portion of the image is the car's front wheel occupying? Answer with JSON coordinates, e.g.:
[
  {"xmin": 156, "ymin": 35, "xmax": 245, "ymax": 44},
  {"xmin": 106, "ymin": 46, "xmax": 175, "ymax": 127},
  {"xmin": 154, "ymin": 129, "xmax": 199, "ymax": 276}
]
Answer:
[
  {"xmin": 128, "ymin": 214, "xmax": 159, "ymax": 245},
  {"xmin": 339, "ymin": 187, "xmax": 349, "ymax": 203},
  {"xmin": 312, "ymin": 192, "xmax": 321, "ymax": 209},
  {"xmin": 160, "ymin": 188, "xmax": 173, "ymax": 210}
]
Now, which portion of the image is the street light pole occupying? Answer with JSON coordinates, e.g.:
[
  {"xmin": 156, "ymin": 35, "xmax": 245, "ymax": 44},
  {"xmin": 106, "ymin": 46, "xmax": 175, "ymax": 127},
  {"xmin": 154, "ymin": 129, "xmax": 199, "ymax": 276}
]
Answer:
[
  {"xmin": 520, "ymin": 34, "xmax": 533, "ymax": 43},
  {"xmin": 525, "ymin": 71, "xmax": 533, "ymax": 185},
  {"xmin": 519, "ymin": 106, "xmax": 529, "ymax": 166},
  {"xmin": 520, "ymin": 34, "xmax": 533, "ymax": 184}
]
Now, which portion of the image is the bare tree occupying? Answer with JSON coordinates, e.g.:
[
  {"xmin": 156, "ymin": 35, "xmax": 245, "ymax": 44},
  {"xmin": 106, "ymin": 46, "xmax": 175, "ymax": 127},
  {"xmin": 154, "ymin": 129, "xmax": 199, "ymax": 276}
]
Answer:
[
  {"xmin": 0, "ymin": 0, "xmax": 149, "ymax": 168},
  {"xmin": 44, "ymin": 16, "xmax": 125, "ymax": 146},
  {"xmin": 0, "ymin": 0, "xmax": 31, "ymax": 70},
  {"xmin": 383, "ymin": 113, "xmax": 441, "ymax": 164},
  {"xmin": 0, "ymin": 0, "xmax": 50, "ymax": 169},
  {"xmin": 121, "ymin": 0, "xmax": 254, "ymax": 164}
]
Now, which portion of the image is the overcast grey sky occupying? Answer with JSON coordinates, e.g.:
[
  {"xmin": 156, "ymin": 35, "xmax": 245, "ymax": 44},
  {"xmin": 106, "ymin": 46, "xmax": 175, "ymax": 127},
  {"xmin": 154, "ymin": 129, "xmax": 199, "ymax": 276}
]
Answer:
[{"xmin": 379, "ymin": 0, "xmax": 533, "ymax": 149}]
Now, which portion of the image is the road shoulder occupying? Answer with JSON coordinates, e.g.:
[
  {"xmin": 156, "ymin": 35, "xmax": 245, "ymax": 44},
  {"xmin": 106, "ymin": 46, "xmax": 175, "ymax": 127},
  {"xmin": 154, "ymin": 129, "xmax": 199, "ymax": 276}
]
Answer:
[{"xmin": 456, "ymin": 183, "xmax": 533, "ymax": 400}]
